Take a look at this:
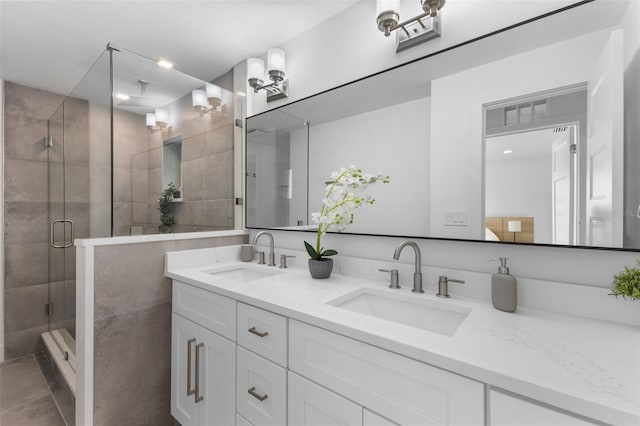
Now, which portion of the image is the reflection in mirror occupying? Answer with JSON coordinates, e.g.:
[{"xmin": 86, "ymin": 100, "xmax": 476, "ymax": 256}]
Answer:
[
  {"xmin": 245, "ymin": 0, "xmax": 640, "ymax": 250},
  {"xmin": 246, "ymin": 111, "xmax": 309, "ymax": 229},
  {"xmin": 162, "ymin": 135, "xmax": 183, "ymax": 197}
]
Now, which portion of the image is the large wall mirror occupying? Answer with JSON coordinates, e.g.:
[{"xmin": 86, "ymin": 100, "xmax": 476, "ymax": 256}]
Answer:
[{"xmin": 246, "ymin": 0, "xmax": 640, "ymax": 250}]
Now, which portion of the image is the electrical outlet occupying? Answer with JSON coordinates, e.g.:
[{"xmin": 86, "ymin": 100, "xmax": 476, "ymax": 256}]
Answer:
[{"xmin": 445, "ymin": 210, "xmax": 468, "ymax": 226}]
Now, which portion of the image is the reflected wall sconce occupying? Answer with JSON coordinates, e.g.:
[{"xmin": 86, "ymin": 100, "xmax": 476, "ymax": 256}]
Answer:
[
  {"xmin": 146, "ymin": 108, "xmax": 169, "ymax": 131},
  {"xmin": 247, "ymin": 48, "xmax": 289, "ymax": 102},
  {"xmin": 192, "ymin": 83, "xmax": 224, "ymax": 114},
  {"xmin": 376, "ymin": 0, "xmax": 443, "ymax": 52},
  {"xmin": 507, "ymin": 220, "xmax": 521, "ymax": 243}
]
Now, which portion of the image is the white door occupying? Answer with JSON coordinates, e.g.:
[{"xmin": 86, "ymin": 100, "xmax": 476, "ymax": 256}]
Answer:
[
  {"xmin": 551, "ymin": 127, "xmax": 574, "ymax": 245},
  {"xmin": 585, "ymin": 29, "xmax": 624, "ymax": 247},
  {"xmin": 288, "ymin": 371, "xmax": 362, "ymax": 426},
  {"xmin": 197, "ymin": 323, "xmax": 236, "ymax": 426},
  {"xmin": 171, "ymin": 313, "xmax": 200, "ymax": 426},
  {"xmin": 172, "ymin": 313, "xmax": 236, "ymax": 426}
]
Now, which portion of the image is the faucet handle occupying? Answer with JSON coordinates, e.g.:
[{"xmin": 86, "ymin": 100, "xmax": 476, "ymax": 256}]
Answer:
[
  {"xmin": 437, "ymin": 275, "xmax": 465, "ymax": 298},
  {"xmin": 256, "ymin": 251, "xmax": 266, "ymax": 265},
  {"xmin": 279, "ymin": 254, "xmax": 296, "ymax": 269},
  {"xmin": 379, "ymin": 269, "xmax": 400, "ymax": 289}
]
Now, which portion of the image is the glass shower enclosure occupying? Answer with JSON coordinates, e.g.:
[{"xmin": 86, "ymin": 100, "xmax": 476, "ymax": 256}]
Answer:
[{"xmin": 41, "ymin": 43, "xmax": 235, "ymax": 398}]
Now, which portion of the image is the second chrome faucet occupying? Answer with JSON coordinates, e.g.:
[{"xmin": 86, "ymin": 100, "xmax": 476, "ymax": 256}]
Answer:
[{"xmin": 393, "ymin": 241, "xmax": 423, "ymax": 293}]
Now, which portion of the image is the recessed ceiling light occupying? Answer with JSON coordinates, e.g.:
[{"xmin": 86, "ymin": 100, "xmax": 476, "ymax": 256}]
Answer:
[
  {"xmin": 236, "ymin": 91, "xmax": 247, "ymax": 97},
  {"xmin": 115, "ymin": 93, "xmax": 130, "ymax": 101},
  {"xmin": 156, "ymin": 58, "xmax": 175, "ymax": 69},
  {"xmin": 503, "ymin": 150, "xmax": 513, "ymax": 154}
]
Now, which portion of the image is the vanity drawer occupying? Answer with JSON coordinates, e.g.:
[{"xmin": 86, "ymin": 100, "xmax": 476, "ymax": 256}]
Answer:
[
  {"xmin": 172, "ymin": 281, "xmax": 236, "ymax": 341},
  {"xmin": 237, "ymin": 303, "xmax": 287, "ymax": 366},
  {"xmin": 237, "ymin": 346, "xmax": 287, "ymax": 426},
  {"xmin": 289, "ymin": 320, "xmax": 484, "ymax": 426}
]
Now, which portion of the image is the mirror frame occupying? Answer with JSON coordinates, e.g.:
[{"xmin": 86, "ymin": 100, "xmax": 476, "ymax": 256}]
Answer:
[{"xmin": 245, "ymin": 0, "xmax": 640, "ymax": 253}]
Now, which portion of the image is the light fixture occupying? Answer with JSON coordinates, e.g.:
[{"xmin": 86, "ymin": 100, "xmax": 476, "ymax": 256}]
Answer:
[
  {"xmin": 115, "ymin": 93, "xmax": 130, "ymax": 101},
  {"xmin": 503, "ymin": 150, "xmax": 513, "ymax": 154},
  {"xmin": 247, "ymin": 48, "xmax": 289, "ymax": 102},
  {"xmin": 147, "ymin": 108, "xmax": 169, "ymax": 131},
  {"xmin": 156, "ymin": 58, "xmax": 175, "ymax": 69},
  {"xmin": 191, "ymin": 83, "xmax": 224, "ymax": 114},
  {"xmin": 507, "ymin": 220, "xmax": 522, "ymax": 243},
  {"xmin": 376, "ymin": 0, "xmax": 443, "ymax": 52}
]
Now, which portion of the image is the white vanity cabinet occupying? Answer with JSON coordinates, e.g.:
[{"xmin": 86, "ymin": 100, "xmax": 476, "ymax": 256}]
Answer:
[
  {"xmin": 489, "ymin": 390, "xmax": 600, "ymax": 426},
  {"xmin": 289, "ymin": 320, "xmax": 485, "ymax": 426},
  {"xmin": 236, "ymin": 303, "xmax": 288, "ymax": 426},
  {"xmin": 171, "ymin": 282, "xmax": 236, "ymax": 426}
]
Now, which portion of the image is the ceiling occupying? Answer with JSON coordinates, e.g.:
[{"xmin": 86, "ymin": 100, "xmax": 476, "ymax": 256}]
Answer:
[{"xmin": 0, "ymin": 0, "xmax": 359, "ymax": 97}]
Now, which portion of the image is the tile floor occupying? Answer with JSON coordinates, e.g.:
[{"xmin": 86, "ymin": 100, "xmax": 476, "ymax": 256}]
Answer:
[{"xmin": 0, "ymin": 353, "xmax": 70, "ymax": 425}]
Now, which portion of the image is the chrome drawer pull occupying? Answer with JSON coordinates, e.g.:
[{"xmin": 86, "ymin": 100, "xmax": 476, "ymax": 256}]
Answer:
[
  {"xmin": 186, "ymin": 338, "xmax": 196, "ymax": 396},
  {"xmin": 248, "ymin": 386, "xmax": 268, "ymax": 401},
  {"xmin": 195, "ymin": 343, "xmax": 204, "ymax": 403},
  {"xmin": 248, "ymin": 327, "xmax": 269, "ymax": 338}
]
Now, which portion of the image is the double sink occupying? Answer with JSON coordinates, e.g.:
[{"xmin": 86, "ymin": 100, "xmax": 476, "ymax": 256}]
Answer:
[{"xmin": 204, "ymin": 264, "xmax": 470, "ymax": 337}]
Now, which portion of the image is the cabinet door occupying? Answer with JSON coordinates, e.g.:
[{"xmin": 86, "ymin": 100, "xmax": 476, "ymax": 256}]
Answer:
[
  {"xmin": 289, "ymin": 372, "xmax": 362, "ymax": 426},
  {"xmin": 197, "ymin": 322, "xmax": 236, "ymax": 426},
  {"xmin": 490, "ymin": 390, "xmax": 599, "ymax": 426},
  {"xmin": 364, "ymin": 409, "xmax": 400, "ymax": 426},
  {"xmin": 172, "ymin": 313, "xmax": 236, "ymax": 426},
  {"xmin": 237, "ymin": 346, "xmax": 287, "ymax": 425},
  {"xmin": 172, "ymin": 313, "xmax": 200, "ymax": 426}
]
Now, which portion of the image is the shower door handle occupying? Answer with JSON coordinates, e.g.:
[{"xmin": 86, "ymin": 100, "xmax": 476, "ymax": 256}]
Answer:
[{"xmin": 50, "ymin": 220, "xmax": 75, "ymax": 248}]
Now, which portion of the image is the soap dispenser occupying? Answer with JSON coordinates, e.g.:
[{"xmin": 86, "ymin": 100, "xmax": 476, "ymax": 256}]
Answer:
[{"xmin": 489, "ymin": 257, "xmax": 517, "ymax": 312}]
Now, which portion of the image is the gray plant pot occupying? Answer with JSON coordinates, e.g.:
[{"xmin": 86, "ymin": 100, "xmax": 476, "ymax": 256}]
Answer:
[{"xmin": 308, "ymin": 258, "xmax": 333, "ymax": 279}]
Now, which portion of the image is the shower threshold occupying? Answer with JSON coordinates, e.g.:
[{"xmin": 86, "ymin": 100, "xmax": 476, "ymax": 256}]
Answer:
[{"xmin": 41, "ymin": 328, "xmax": 76, "ymax": 397}]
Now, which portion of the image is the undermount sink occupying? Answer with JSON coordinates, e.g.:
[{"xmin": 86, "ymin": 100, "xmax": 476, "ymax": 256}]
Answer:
[
  {"xmin": 204, "ymin": 264, "xmax": 283, "ymax": 282},
  {"xmin": 328, "ymin": 288, "xmax": 470, "ymax": 336}
]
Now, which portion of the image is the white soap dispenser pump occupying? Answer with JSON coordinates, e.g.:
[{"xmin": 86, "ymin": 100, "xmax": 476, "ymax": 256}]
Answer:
[{"xmin": 489, "ymin": 257, "xmax": 517, "ymax": 312}]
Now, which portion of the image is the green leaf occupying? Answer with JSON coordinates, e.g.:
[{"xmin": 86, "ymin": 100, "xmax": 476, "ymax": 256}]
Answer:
[
  {"xmin": 609, "ymin": 261, "xmax": 640, "ymax": 301},
  {"xmin": 304, "ymin": 241, "xmax": 319, "ymax": 260},
  {"xmin": 320, "ymin": 249, "xmax": 338, "ymax": 257}
]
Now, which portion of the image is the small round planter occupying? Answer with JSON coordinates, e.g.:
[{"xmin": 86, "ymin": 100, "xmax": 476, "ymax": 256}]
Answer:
[{"xmin": 308, "ymin": 258, "xmax": 333, "ymax": 279}]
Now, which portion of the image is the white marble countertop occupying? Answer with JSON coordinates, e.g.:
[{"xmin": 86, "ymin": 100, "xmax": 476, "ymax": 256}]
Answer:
[{"xmin": 165, "ymin": 246, "xmax": 640, "ymax": 425}]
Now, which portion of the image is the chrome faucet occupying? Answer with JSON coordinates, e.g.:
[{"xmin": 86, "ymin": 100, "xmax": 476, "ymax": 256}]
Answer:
[
  {"xmin": 393, "ymin": 241, "xmax": 423, "ymax": 293},
  {"xmin": 253, "ymin": 231, "xmax": 276, "ymax": 266}
]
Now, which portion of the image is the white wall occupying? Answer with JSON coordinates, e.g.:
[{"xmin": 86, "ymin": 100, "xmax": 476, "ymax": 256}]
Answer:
[
  {"xmin": 429, "ymin": 29, "xmax": 610, "ymax": 240},
  {"xmin": 308, "ymin": 97, "xmax": 430, "ymax": 236},
  {"xmin": 238, "ymin": 1, "xmax": 640, "ymax": 295},
  {"xmin": 289, "ymin": 127, "xmax": 308, "ymax": 225},
  {"xmin": 623, "ymin": 0, "xmax": 640, "ymax": 247},
  {"xmin": 1, "ymin": 80, "xmax": 4, "ymax": 362},
  {"xmin": 486, "ymin": 155, "xmax": 552, "ymax": 244}
]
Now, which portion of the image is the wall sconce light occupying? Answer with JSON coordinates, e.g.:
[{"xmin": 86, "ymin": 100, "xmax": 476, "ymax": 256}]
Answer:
[
  {"xmin": 192, "ymin": 83, "xmax": 224, "ymax": 114},
  {"xmin": 146, "ymin": 108, "xmax": 169, "ymax": 131},
  {"xmin": 507, "ymin": 220, "xmax": 522, "ymax": 243},
  {"xmin": 246, "ymin": 48, "xmax": 289, "ymax": 102},
  {"xmin": 376, "ymin": 0, "xmax": 443, "ymax": 52}
]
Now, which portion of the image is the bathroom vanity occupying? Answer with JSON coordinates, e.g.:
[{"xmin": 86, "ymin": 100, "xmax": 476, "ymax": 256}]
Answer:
[{"xmin": 165, "ymin": 246, "xmax": 639, "ymax": 426}]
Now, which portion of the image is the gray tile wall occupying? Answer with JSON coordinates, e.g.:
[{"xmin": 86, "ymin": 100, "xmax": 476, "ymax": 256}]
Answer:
[{"xmin": 92, "ymin": 234, "xmax": 248, "ymax": 425}]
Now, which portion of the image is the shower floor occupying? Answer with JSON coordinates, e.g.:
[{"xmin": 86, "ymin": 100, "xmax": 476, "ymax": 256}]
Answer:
[{"xmin": 0, "ymin": 352, "xmax": 71, "ymax": 425}]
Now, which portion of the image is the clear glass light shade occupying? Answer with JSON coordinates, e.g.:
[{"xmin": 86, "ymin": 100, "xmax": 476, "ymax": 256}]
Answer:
[
  {"xmin": 146, "ymin": 113, "xmax": 156, "ymax": 128},
  {"xmin": 192, "ymin": 90, "xmax": 208, "ymax": 109},
  {"xmin": 376, "ymin": 0, "xmax": 400, "ymax": 17},
  {"xmin": 267, "ymin": 48, "xmax": 286, "ymax": 73},
  {"xmin": 206, "ymin": 83, "xmax": 222, "ymax": 106},
  {"xmin": 155, "ymin": 108, "xmax": 169, "ymax": 128},
  {"xmin": 247, "ymin": 58, "xmax": 265, "ymax": 80}
]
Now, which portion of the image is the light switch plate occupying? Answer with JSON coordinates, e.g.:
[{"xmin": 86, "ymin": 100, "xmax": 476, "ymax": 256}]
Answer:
[{"xmin": 444, "ymin": 210, "xmax": 468, "ymax": 226}]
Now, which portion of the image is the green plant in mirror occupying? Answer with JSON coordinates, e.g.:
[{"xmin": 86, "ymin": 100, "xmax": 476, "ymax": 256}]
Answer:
[
  {"xmin": 609, "ymin": 260, "xmax": 640, "ymax": 300},
  {"xmin": 158, "ymin": 182, "xmax": 178, "ymax": 233},
  {"xmin": 304, "ymin": 165, "xmax": 389, "ymax": 260}
]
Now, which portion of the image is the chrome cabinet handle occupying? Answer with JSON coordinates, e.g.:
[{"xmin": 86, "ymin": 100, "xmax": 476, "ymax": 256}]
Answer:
[
  {"xmin": 186, "ymin": 338, "xmax": 196, "ymax": 397},
  {"xmin": 248, "ymin": 327, "xmax": 269, "ymax": 338},
  {"xmin": 248, "ymin": 386, "xmax": 268, "ymax": 401},
  {"xmin": 195, "ymin": 343, "xmax": 204, "ymax": 403}
]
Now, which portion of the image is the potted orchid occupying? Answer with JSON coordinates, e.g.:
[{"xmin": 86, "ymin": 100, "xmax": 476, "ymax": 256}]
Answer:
[{"xmin": 304, "ymin": 165, "xmax": 389, "ymax": 279}]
